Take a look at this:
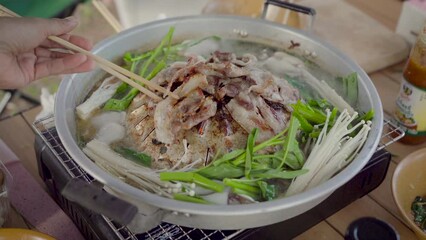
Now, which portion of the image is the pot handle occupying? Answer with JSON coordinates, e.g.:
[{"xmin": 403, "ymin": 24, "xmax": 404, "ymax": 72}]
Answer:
[
  {"xmin": 261, "ymin": 0, "xmax": 316, "ymax": 31},
  {"xmin": 61, "ymin": 178, "xmax": 138, "ymax": 226}
]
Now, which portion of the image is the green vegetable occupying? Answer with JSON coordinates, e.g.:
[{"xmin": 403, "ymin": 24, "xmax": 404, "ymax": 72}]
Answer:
[
  {"xmin": 278, "ymin": 115, "xmax": 300, "ymax": 169},
  {"xmin": 293, "ymin": 111, "xmax": 313, "ymax": 133},
  {"xmin": 223, "ymin": 178, "xmax": 260, "ymax": 194},
  {"xmin": 196, "ymin": 163, "xmax": 244, "ymax": 180},
  {"xmin": 342, "ymin": 72, "xmax": 358, "ymax": 106},
  {"xmin": 292, "ymin": 100, "xmax": 326, "ymax": 124},
  {"xmin": 231, "ymin": 128, "xmax": 288, "ymax": 166},
  {"xmin": 139, "ymin": 27, "xmax": 175, "ymax": 77},
  {"xmin": 173, "ymin": 194, "xmax": 210, "ymax": 204},
  {"xmin": 412, "ymin": 196, "xmax": 426, "ymax": 230},
  {"xmin": 329, "ymin": 107, "xmax": 338, "ymax": 125},
  {"xmin": 104, "ymin": 27, "xmax": 174, "ymax": 111},
  {"xmin": 231, "ymin": 187, "xmax": 261, "ymax": 201},
  {"xmin": 308, "ymin": 99, "xmax": 332, "ymax": 109},
  {"xmin": 160, "ymin": 172, "xmax": 224, "ymax": 192},
  {"xmin": 213, "ymin": 149, "xmax": 245, "ymax": 166},
  {"xmin": 245, "ymin": 128, "xmax": 258, "ymax": 178},
  {"xmin": 258, "ymin": 181, "xmax": 277, "ymax": 201},
  {"xmin": 360, "ymin": 109, "xmax": 375, "ymax": 122},
  {"xmin": 113, "ymin": 146, "xmax": 151, "ymax": 167},
  {"xmin": 251, "ymin": 169, "xmax": 308, "ymax": 179},
  {"xmin": 103, "ymin": 88, "xmax": 139, "ymax": 111}
]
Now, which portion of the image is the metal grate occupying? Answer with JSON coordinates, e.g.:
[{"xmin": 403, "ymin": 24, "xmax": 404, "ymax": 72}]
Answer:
[
  {"xmin": 377, "ymin": 118, "xmax": 405, "ymax": 151},
  {"xmin": 33, "ymin": 115, "xmax": 404, "ymax": 240}
]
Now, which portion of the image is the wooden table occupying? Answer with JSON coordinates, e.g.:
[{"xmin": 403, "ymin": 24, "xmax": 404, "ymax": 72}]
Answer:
[{"xmin": 1, "ymin": 1, "xmax": 425, "ymax": 239}]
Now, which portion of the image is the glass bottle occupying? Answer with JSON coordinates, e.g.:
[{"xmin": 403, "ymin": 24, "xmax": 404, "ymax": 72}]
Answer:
[{"xmin": 393, "ymin": 23, "xmax": 426, "ymax": 144}]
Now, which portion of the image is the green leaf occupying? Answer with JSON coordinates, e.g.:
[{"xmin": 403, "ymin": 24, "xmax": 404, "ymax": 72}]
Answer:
[
  {"xmin": 292, "ymin": 100, "xmax": 326, "ymax": 124},
  {"xmin": 343, "ymin": 72, "xmax": 358, "ymax": 106},
  {"xmin": 251, "ymin": 169, "xmax": 308, "ymax": 179},
  {"xmin": 245, "ymin": 128, "xmax": 258, "ymax": 178},
  {"xmin": 360, "ymin": 109, "xmax": 375, "ymax": 122},
  {"xmin": 278, "ymin": 115, "xmax": 300, "ymax": 169},
  {"xmin": 213, "ymin": 149, "xmax": 245, "ymax": 166},
  {"xmin": 145, "ymin": 60, "xmax": 167, "ymax": 80},
  {"xmin": 308, "ymin": 99, "xmax": 331, "ymax": 109},
  {"xmin": 293, "ymin": 111, "xmax": 313, "ymax": 133},
  {"xmin": 123, "ymin": 52, "xmax": 133, "ymax": 64},
  {"xmin": 274, "ymin": 151, "xmax": 302, "ymax": 170},
  {"xmin": 231, "ymin": 187, "xmax": 261, "ymax": 201},
  {"xmin": 258, "ymin": 181, "xmax": 277, "ymax": 201},
  {"xmin": 113, "ymin": 146, "xmax": 151, "ymax": 167},
  {"xmin": 223, "ymin": 178, "xmax": 260, "ymax": 194},
  {"xmin": 139, "ymin": 27, "xmax": 175, "ymax": 77},
  {"xmin": 412, "ymin": 196, "xmax": 426, "ymax": 228},
  {"xmin": 103, "ymin": 88, "xmax": 139, "ymax": 111},
  {"xmin": 197, "ymin": 163, "xmax": 244, "ymax": 180},
  {"xmin": 173, "ymin": 194, "xmax": 210, "ymax": 204}
]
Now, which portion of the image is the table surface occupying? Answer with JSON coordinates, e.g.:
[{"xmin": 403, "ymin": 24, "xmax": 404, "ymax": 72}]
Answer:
[{"xmin": 1, "ymin": 1, "xmax": 426, "ymax": 239}]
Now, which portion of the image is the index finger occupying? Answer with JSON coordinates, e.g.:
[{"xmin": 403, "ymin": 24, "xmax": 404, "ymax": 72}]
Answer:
[{"xmin": 41, "ymin": 34, "xmax": 93, "ymax": 51}]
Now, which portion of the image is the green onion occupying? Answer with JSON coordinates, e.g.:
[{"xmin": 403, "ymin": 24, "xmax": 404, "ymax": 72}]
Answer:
[
  {"xmin": 139, "ymin": 27, "xmax": 175, "ymax": 77},
  {"xmin": 343, "ymin": 72, "xmax": 358, "ymax": 105},
  {"xmin": 173, "ymin": 194, "xmax": 210, "ymax": 204},
  {"xmin": 231, "ymin": 187, "xmax": 261, "ymax": 201},
  {"xmin": 278, "ymin": 115, "xmax": 300, "ymax": 169},
  {"xmin": 224, "ymin": 178, "xmax": 260, "ymax": 194},
  {"xmin": 113, "ymin": 147, "xmax": 151, "ymax": 167},
  {"xmin": 231, "ymin": 128, "xmax": 288, "ymax": 166},
  {"xmin": 293, "ymin": 111, "xmax": 313, "ymax": 133},
  {"xmin": 251, "ymin": 169, "xmax": 308, "ymax": 179},
  {"xmin": 292, "ymin": 100, "xmax": 327, "ymax": 124},
  {"xmin": 196, "ymin": 163, "xmax": 244, "ymax": 180},
  {"xmin": 258, "ymin": 181, "xmax": 277, "ymax": 201},
  {"xmin": 212, "ymin": 149, "xmax": 245, "ymax": 166},
  {"xmin": 245, "ymin": 128, "xmax": 258, "ymax": 178},
  {"xmin": 360, "ymin": 109, "xmax": 374, "ymax": 121},
  {"xmin": 160, "ymin": 172, "xmax": 224, "ymax": 192}
]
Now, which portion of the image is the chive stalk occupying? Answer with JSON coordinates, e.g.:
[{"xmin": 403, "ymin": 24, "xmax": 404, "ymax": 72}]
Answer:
[{"xmin": 160, "ymin": 172, "xmax": 224, "ymax": 192}]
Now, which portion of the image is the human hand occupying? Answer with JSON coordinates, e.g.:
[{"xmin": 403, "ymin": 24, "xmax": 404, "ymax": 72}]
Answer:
[{"xmin": 0, "ymin": 16, "xmax": 95, "ymax": 89}]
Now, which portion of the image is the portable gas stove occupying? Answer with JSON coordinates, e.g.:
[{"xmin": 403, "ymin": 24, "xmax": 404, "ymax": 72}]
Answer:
[{"xmin": 33, "ymin": 116, "xmax": 403, "ymax": 240}]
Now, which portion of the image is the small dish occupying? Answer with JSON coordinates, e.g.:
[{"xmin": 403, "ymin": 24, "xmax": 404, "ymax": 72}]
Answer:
[
  {"xmin": 392, "ymin": 148, "xmax": 426, "ymax": 240},
  {"xmin": 0, "ymin": 228, "xmax": 55, "ymax": 240}
]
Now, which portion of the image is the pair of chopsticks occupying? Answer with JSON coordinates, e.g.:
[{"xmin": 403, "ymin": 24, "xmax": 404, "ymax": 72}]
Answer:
[{"xmin": 0, "ymin": 4, "xmax": 178, "ymax": 101}]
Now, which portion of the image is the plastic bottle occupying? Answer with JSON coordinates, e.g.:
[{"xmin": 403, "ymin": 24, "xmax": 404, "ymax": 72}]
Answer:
[{"xmin": 393, "ymin": 23, "xmax": 426, "ymax": 144}]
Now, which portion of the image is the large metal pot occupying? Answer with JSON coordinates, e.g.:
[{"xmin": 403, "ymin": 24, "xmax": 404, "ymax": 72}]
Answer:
[{"xmin": 55, "ymin": 15, "xmax": 383, "ymax": 230}]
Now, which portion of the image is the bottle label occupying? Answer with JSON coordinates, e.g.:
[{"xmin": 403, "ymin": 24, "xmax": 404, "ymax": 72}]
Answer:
[{"xmin": 393, "ymin": 78, "xmax": 426, "ymax": 136}]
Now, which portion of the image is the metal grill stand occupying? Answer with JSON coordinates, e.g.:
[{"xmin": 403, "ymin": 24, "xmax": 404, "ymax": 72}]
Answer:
[{"xmin": 33, "ymin": 117, "xmax": 403, "ymax": 240}]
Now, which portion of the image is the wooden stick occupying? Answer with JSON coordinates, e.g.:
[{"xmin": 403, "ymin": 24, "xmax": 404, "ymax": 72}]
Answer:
[
  {"xmin": 49, "ymin": 36, "xmax": 178, "ymax": 99},
  {"xmin": 0, "ymin": 5, "xmax": 19, "ymax": 17},
  {"xmin": 0, "ymin": 4, "xmax": 179, "ymax": 100},
  {"xmin": 101, "ymin": 64, "xmax": 162, "ymax": 101},
  {"xmin": 92, "ymin": 0, "xmax": 123, "ymax": 32}
]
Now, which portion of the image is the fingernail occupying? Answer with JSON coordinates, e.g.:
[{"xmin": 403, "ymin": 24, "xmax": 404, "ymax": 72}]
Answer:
[{"xmin": 64, "ymin": 16, "xmax": 78, "ymax": 25}]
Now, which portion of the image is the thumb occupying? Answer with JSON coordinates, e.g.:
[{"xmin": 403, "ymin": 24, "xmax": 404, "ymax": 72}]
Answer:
[{"xmin": 42, "ymin": 16, "xmax": 79, "ymax": 37}]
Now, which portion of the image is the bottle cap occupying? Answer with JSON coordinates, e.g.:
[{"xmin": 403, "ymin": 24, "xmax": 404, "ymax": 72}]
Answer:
[{"xmin": 344, "ymin": 217, "xmax": 400, "ymax": 240}]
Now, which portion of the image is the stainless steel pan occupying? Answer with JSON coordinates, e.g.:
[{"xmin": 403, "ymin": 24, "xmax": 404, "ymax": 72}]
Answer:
[{"xmin": 55, "ymin": 15, "xmax": 383, "ymax": 230}]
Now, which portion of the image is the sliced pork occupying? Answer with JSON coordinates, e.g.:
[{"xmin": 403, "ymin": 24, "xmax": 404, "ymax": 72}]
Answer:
[{"xmin": 126, "ymin": 51, "xmax": 300, "ymax": 170}]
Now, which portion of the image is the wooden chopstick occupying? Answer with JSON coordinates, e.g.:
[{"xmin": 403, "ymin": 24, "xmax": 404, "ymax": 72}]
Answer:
[
  {"xmin": 92, "ymin": 0, "xmax": 123, "ymax": 32},
  {"xmin": 0, "ymin": 5, "xmax": 179, "ymax": 100},
  {"xmin": 0, "ymin": 4, "xmax": 17, "ymax": 17}
]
